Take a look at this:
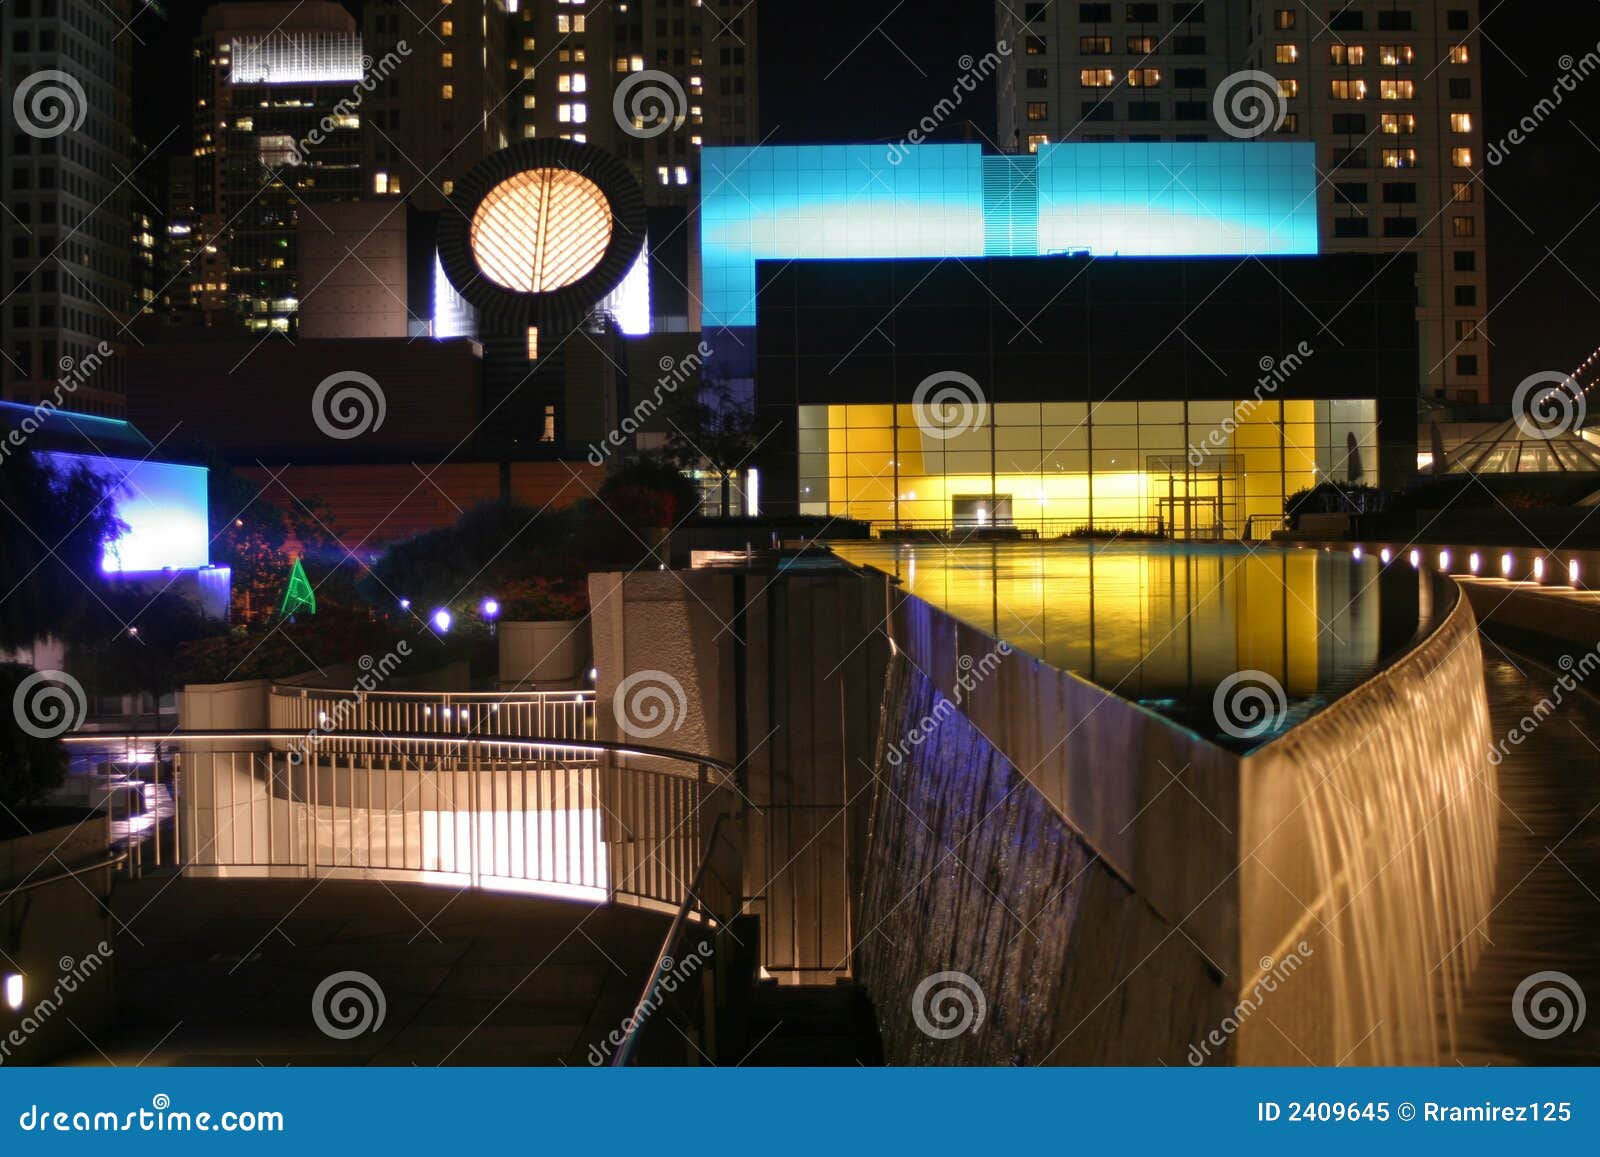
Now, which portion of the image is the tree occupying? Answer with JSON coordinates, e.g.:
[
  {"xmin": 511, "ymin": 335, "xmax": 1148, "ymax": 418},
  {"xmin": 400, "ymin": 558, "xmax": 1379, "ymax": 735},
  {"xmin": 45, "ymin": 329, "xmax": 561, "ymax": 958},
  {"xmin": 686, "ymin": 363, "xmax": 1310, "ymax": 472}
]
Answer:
[
  {"xmin": 0, "ymin": 451, "xmax": 124, "ymax": 652},
  {"xmin": 662, "ymin": 380, "xmax": 764, "ymax": 517},
  {"xmin": 206, "ymin": 457, "xmax": 338, "ymax": 625},
  {"xmin": 0, "ymin": 663, "xmax": 70, "ymax": 807}
]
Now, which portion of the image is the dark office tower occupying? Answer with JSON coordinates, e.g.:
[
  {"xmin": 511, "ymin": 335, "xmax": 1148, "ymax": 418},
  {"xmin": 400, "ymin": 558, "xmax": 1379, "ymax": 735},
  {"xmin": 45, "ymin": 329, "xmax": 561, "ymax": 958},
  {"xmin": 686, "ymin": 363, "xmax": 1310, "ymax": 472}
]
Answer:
[
  {"xmin": 360, "ymin": 1, "xmax": 513, "ymax": 214},
  {"xmin": 0, "ymin": 0, "xmax": 136, "ymax": 415},
  {"xmin": 194, "ymin": 1, "xmax": 366, "ymax": 336}
]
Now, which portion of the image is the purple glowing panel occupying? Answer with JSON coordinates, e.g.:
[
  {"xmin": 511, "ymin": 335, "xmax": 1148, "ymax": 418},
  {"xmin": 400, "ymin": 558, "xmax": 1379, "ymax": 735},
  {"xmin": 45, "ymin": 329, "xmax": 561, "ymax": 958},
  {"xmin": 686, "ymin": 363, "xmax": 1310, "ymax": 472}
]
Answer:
[{"xmin": 41, "ymin": 451, "xmax": 211, "ymax": 573}]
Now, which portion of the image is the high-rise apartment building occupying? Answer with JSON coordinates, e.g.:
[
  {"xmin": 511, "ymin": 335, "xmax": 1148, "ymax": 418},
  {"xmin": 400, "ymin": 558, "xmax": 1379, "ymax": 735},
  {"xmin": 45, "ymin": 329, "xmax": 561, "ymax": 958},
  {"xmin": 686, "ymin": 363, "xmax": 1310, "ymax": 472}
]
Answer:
[
  {"xmin": 996, "ymin": 1, "xmax": 1487, "ymax": 405},
  {"xmin": 192, "ymin": 1, "xmax": 366, "ymax": 335},
  {"xmin": 1, "ymin": 0, "xmax": 136, "ymax": 415},
  {"xmin": 360, "ymin": 1, "xmax": 512, "ymax": 213},
  {"xmin": 506, "ymin": 0, "xmax": 760, "ymax": 329}
]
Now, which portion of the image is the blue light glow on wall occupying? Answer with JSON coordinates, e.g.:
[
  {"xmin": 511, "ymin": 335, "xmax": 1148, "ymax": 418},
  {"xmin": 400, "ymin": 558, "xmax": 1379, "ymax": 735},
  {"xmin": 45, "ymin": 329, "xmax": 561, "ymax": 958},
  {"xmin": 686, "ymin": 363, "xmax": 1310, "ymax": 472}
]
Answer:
[
  {"xmin": 41, "ymin": 451, "xmax": 211, "ymax": 574},
  {"xmin": 700, "ymin": 142, "xmax": 1319, "ymax": 328}
]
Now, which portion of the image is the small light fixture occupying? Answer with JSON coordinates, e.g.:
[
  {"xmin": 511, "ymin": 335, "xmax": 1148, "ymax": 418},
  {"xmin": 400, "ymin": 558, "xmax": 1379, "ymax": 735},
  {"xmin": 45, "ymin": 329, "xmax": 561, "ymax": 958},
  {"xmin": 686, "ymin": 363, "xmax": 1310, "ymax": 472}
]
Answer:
[
  {"xmin": 431, "ymin": 608, "xmax": 452, "ymax": 633},
  {"xmin": 4, "ymin": 973, "xmax": 21, "ymax": 1011},
  {"xmin": 1409, "ymin": 549, "xmax": 1421, "ymax": 569},
  {"xmin": 1570, "ymin": 559, "xmax": 1581, "ymax": 586},
  {"xmin": 1469, "ymin": 552, "xmax": 1480, "ymax": 574},
  {"xmin": 1352, "ymin": 546, "xmax": 1363, "ymax": 560},
  {"xmin": 1380, "ymin": 548, "xmax": 1392, "ymax": 564},
  {"xmin": 589, "ymin": 667, "xmax": 599, "ymax": 682},
  {"xmin": 1439, "ymin": 550, "xmax": 1451, "ymax": 571},
  {"xmin": 480, "ymin": 598, "xmax": 500, "ymax": 620},
  {"xmin": 1501, "ymin": 553, "xmax": 1514, "ymax": 577},
  {"xmin": 1534, "ymin": 557, "xmax": 1546, "ymax": 581},
  {"xmin": 399, "ymin": 598, "xmax": 411, "ymax": 611}
]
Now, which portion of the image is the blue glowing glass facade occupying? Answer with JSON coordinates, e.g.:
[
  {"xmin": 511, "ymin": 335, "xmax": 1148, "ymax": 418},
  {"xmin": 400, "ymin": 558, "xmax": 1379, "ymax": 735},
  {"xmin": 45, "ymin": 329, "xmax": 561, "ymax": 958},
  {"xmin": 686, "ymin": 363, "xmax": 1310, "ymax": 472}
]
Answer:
[{"xmin": 700, "ymin": 142, "xmax": 1319, "ymax": 328}]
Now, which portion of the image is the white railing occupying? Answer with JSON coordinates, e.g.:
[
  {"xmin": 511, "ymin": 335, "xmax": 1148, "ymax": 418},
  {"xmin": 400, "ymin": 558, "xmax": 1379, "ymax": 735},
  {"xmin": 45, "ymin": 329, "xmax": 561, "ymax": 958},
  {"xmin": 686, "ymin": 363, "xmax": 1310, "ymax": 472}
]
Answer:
[
  {"xmin": 65, "ymin": 732, "xmax": 734, "ymax": 913},
  {"xmin": 269, "ymin": 686, "xmax": 597, "ymax": 763}
]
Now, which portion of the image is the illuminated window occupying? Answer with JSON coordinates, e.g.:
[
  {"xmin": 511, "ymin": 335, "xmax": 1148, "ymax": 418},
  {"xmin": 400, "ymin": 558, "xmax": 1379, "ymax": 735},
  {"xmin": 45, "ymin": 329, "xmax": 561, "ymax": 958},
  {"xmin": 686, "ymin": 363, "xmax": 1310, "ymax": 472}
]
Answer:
[
  {"xmin": 526, "ymin": 327, "xmax": 539, "ymax": 360},
  {"xmin": 523, "ymin": 37, "xmax": 536, "ymax": 50},
  {"xmin": 1453, "ymin": 215, "xmax": 1476, "ymax": 237},
  {"xmin": 1330, "ymin": 44, "xmax": 1365, "ymax": 65},
  {"xmin": 675, "ymin": 165, "xmax": 689, "ymax": 185},
  {"xmin": 1127, "ymin": 68, "xmax": 1160, "ymax": 87},
  {"xmin": 1081, "ymin": 36, "xmax": 1112, "ymax": 53},
  {"xmin": 1452, "ymin": 181, "xmax": 1474, "ymax": 202},
  {"xmin": 469, "ymin": 168, "xmax": 612, "ymax": 293},
  {"xmin": 1027, "ymin": 101, "xmax": 1049, "ymax": 120},
  {"xmin": 1330, "ymin": 79, "xmax": 1367, "ymax": 100},
  {"xmin": 1126, "ymin": 36, "xmax": 1155, "ymax": 53},
  {"xmin": 1380, "ymin": 79, "xmax": 1414, "ymax": 100},
  {"xmin": 1080, "ymin": 69, "xmax": 1115, "ymax": 87},
  {"xmin": 441, "ymin": 52, "xmax": 453, "ymax": 67},
  {"xmin": 1275, "ymin": 44, "xmax": 1297, "ymax": 64},
  {"xmin": 442, "ymin": 84, "xmax": 454, "ymax": 99},
  {"xmin": 1026, "ymin": 133, "xmax": 1050, "ymax": 153},
  {"xmin": 1273, "ymin": 8, "xmax": 1295, "ymax": 28},
  {"xmin": 631, "ymin": 55, "xmax": 645, "ymax": 71},
  {"xmin": 1451, "ymin": 113, "xmax": 1473, "ymax": 132},
  {"xmin": 524, "ymin": 94, "xmax": 536, "ymax": 108},
  {"xmin": 441, "ymin": 20, "xmax": 453, "ymax": 35},
  {"xmin": 559, "ymin": 74, "xmax": 572, "ymax": 92},
  {"xmin": 1380, "ymin": 113, "xmax": 1416, "ymax": 134},
  {"xmin": 1379, "ymin": 45, "xmax": 1415, "ymax": 66},
  {"xmin": 1452, "ymin": 146, "xmax": 1473, "ymax": 167},
  {"xmin": 442, "ymin": 179, "xmax": 454, "ymax": 195},
  {"xmin": 1381, "ymin": 148, "xmax": 1418, "ymax": 169},
  {"xmin": 1278, "ymin": 78, "xmax": 1298, "ymax": 99},
  {"xmin": 1450, "ymin": 44, "xmax": 1471, "ymax": 64},
  {"xmin": 373, "ymin": 171, "xmax": 389, "ymax": 194}
]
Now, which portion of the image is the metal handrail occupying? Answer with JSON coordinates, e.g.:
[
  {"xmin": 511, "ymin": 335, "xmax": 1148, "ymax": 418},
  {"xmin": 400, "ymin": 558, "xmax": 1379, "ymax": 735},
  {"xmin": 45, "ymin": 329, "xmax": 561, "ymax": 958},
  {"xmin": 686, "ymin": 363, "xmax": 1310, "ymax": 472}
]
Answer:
[
  {"xmin": 0, "ymin": 850, "xmax": 129, "ymax": 902},
  {"xmin": 62, "ymin": 730, "xmax": 734, "ymax": 777},
  {"xmin": 610, "ymin": 811, "xmax": 739, "ymax": 1067},
  {"xmin": 269, "ymin": 686, "xmax": 595, "ymax": 700}
]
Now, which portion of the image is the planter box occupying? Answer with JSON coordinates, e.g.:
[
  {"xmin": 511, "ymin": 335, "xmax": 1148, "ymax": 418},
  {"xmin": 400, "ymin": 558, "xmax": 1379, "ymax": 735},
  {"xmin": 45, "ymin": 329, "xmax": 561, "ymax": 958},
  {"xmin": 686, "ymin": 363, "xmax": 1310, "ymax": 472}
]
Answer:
[{"xmin": 498, "ymin": 619, "xmax": 590, "ymax": 690}]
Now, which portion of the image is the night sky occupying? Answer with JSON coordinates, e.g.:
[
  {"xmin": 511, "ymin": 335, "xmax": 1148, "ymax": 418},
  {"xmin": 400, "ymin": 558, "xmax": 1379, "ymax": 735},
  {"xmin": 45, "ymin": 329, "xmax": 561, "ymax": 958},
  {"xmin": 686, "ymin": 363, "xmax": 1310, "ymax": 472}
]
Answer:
[{"xmin": 132, "ymin": 1, "xmax": 1600, "ymax": 402}]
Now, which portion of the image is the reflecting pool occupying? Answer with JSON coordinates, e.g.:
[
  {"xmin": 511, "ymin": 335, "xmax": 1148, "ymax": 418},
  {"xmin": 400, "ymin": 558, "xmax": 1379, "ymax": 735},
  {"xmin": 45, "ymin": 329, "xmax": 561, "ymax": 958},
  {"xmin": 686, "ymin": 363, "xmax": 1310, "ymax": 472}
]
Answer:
[{"xmin": 834, "ymin": 540, "xmax": 1440, "ymax": 749}]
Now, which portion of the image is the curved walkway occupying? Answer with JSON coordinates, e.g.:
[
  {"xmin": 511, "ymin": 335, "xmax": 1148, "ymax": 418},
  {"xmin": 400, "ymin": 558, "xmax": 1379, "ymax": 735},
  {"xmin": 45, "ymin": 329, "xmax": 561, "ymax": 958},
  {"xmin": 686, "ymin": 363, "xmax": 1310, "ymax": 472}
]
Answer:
[
  {"xmin": 62, "ymin": 879, "xmax": 669, "ymax": 1066},
  {"xmin": 1445, "ymin": 643, "xmax": 1600, "ymax": 1065}
]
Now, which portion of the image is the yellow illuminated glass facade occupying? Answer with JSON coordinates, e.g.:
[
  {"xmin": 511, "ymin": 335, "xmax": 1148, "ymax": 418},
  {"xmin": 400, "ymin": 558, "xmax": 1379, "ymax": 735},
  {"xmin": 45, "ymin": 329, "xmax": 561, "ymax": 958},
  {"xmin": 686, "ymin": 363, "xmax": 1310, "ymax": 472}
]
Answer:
[{"xmin": 798, "ymin": 399, "xmax": 1377, "ymax": 538}]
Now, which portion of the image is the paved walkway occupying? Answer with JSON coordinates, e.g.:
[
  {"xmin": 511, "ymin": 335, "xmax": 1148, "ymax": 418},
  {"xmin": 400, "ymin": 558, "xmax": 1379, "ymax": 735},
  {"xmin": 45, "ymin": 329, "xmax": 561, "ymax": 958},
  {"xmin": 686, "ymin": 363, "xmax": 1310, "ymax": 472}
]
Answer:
[
  {"xmin": 62, "ymin": 878, "xmax": 669, "ymax": 1066},
  {"xmin": 1445, "ymin": 642, "xmax": 1600, "ymax": 1065}
]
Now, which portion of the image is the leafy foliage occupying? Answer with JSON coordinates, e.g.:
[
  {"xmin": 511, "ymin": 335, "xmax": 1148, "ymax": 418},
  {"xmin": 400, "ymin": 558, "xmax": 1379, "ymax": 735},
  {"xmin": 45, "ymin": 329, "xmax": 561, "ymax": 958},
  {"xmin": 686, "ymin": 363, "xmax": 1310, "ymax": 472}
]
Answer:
[{"xmin": 0, "ymin": 663, "xmax": 69, "ymax": 806}]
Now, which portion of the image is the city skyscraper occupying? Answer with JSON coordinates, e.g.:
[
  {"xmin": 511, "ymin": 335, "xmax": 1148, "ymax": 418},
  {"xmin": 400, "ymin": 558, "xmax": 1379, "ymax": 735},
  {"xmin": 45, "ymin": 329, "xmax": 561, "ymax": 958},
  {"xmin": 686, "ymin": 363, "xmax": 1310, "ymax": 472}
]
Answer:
[
  {"xmin": 996, "ymin": 1, "xmax": 1487, "ymax": 405},
  {"xmin": 0, "ymin": 0, "xmax": 137, "ymax": 415},
  {"xmin": 192, "ymin": 1, "xmax": 366, "ymax": 335}
]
